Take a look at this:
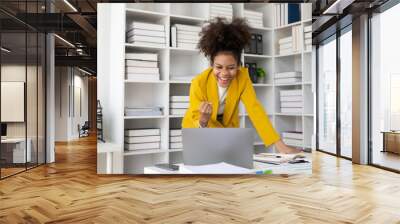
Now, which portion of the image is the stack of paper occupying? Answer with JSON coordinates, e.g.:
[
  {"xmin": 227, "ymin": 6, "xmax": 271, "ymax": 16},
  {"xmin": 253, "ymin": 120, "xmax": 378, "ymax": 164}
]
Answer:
[
  {"xmin": 125, "ymin": 107, "xmax": 163, "ymax": 116},
  {"xmin": 274, "ymin": 71, "xmax": 302, "ymax": 84},
  {"xmin": 244, "ymin": 10, "xmax": 263, "ymax": 28},
  {"xmin": 209, "ymin": 3, "xmax": 233, "ymax": 21},
  {"xmin": 170, "ymin": 96, "xmax": 189, "ymax": 115},
  {"xmin": 126, "ymin": 21, "xmax": 166, "ymax": 48},
  {"xmin": 171, "ymin": 24, "xmax": 201, "ymax": 49},
  {"xmin": 280, "ymin": 90, "xmax": 303, "ymax": 113},
  {"xmin": 304, "ymin": 25, "xmax": 312, "ymax": 51},
  {"xmin": 125, "ymin": 53, "xmax": 159, "ymax": 81},
  {"xmin": 124, "ymin": 128, "xmax": 161, "ymax": 151},
  {"xmin": 169, "ymin": 129, "xmax": 182, "ymax": 149},
  {"xmin": 282, "ymin": 131, "xmax": 303, "ymax": 147}
]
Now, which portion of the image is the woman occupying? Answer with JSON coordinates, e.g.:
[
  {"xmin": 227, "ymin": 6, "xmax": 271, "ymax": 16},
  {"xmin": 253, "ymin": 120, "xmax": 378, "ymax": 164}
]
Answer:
[{"xmin": 182, "ymin": 18, "xmax": 299, "ymax": 154}]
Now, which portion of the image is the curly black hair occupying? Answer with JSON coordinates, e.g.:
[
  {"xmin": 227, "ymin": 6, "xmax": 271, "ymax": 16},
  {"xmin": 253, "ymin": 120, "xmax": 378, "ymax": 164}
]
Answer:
[{"xmin": 198, "ymin": 17, "xmax": 251, "ymax": 65}]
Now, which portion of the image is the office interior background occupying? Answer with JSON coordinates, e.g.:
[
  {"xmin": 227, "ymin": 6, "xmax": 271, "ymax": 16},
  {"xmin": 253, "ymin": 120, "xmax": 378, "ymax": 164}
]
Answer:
[{"xmin": 0, "ymin": 0, "xmax": 400, "ymax": 222}]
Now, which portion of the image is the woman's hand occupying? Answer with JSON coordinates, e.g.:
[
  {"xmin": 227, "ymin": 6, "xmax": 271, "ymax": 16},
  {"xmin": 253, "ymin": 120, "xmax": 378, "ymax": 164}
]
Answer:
[
  {"xmin": 274, "ymin": 140, "xmax": 302, "ymax": 154},
  {"xmin": 199, "ymin": 102, "xmax": 212, "ymax": 127}
]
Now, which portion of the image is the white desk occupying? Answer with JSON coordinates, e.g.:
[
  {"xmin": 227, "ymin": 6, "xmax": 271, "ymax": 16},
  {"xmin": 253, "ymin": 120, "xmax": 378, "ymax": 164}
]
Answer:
[
  {"xmin": 1, "ymin": 138, "xmax": 31, "ymax": 163},
  {"xmin": 144, "ymin": 160, "xmax": 312, "ymax": 175}
]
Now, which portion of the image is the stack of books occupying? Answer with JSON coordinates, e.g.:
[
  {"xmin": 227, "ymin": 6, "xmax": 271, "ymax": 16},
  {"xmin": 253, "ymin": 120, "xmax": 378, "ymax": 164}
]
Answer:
[
  {"xmin": 124, "ymin": 128, "xmax": 161, "ymax": 151},
  {"xmin": 280, "ymin": 90, "xmax": 303, "ymax": 113},
  {"xmin": 282, "ymin": 131, "xmax": 303, "ymax": 147},
  {"xmin": 170, "ymin": 96, "xmax": 189, "ymax": 115},
  {"xmin": 244, "ymin": 10, "xmax": 263, "ymax": 28},
  {"xmin": 278, "ymin": 36, "xmax": 293, "ymax": 55},
  {"xmin": 125, "ymin": 107, "xmax": 163, "ymax": 116},
  {"xmin": 277, "ymin": 25, "xmax": 302, "ymax": 55},
  {"xmin": 273, "ymin": 3, "xmax": 301, "ymax": 27},
  {"xmin": 126, "ymin": 21, "xmax": 166, "ymax": 48},
  {"xmin": 171, "ymin": 24, "xmax": 201, "ymax": 49},
  {"xmin": 125, "ymin": 53, "xmax": 159, "ymax": 81},
  {"xmin": 274, "ymin": 71, "xmax": 302, "ymax": 84},
  {"xmin": 304, "ymin": 25, "xmax": 312, "ymax": 51},
  {"xmin": 169, "ymin": 129, "xmax": 183, "ymax": 150},
  {"xmin": 209, "ymin": 3, "xmax": 233, "ymax": 21}
]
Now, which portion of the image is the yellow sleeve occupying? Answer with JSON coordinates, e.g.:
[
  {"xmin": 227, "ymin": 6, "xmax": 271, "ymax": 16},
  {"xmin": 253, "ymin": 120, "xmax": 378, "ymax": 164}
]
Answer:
[
  {"xmin": 240, "ymin": 74, "xmax": 280, "ymax": 146},
  {"xmin": 182, "ymin": 79, "xmax": 223, "ymax": 128}
]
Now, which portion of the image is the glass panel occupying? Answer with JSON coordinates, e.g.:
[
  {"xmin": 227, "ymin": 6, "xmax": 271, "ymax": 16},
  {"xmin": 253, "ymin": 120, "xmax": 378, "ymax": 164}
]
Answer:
[
  {"xmin": 318, "ymin": 36, "xmax": 337, "ymax": 154},
  {"xmin": 1, "ymin": 30, "xmax": 27, "ymax": 177},
  {"xmin": 340, "ymin": 28, "xmax": 352, "ymax": 158},
  {"xmin": 371, "ymin": 4, "xmax": 400, "ymax": 171}
]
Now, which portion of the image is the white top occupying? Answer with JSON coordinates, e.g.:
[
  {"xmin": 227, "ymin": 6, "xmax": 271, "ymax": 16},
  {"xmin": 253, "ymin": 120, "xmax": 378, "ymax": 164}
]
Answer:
[{"xmin": 218, "ymin": 85, "xmax": 228, "ymax": 115}]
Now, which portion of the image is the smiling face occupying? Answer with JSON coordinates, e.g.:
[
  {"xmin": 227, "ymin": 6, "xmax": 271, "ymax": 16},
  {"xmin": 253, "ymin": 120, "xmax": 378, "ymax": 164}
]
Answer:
[{"xmin": 212, "ymin": 52, "xmax": 239, "ymax": 88}]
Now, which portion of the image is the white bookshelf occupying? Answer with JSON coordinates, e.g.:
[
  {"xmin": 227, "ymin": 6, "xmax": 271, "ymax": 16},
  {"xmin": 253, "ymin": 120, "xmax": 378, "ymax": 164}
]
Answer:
[{"xmin": 98, "ymin": 3, "xmax": 315, "ymax": 174}]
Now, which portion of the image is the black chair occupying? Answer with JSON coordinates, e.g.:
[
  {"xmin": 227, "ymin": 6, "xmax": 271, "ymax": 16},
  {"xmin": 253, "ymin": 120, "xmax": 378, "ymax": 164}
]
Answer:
[{"xmin": 78, "ymin": 121, "xmax": 90, "ymax": 138}]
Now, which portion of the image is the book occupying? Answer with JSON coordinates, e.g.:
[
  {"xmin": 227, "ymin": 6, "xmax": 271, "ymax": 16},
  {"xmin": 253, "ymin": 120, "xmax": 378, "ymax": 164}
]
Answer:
[
  {"xmin": 170, "ymin": 136, "xmax": 182, "ymax": 143},
  {"xmin": 126, "ymin": 29, "xmax": 165, "ymax": 38},
  {"xmin": 275, "ymin": 77, "xmax": 301, "ymax": 84},
  {"xmin": 169, "ymin": 129, "xmax": 182, "ymax": 136},
  {"xmin": 177, "ymin": 33, "xmax": 200, "ymax": 41},
  {"xmin": 281, "ymin": 101, "xmax": 303, "ymax": 108},
  {"xmin": 250, "ymin": 34, "xmax": 257, "ymax": 54},
  {"xmin": 283, "ymin": 138, "xmax": 303, "ymax": 147},
  {"xmin": 210, "ymin": 5, "xmax": 233, "ymax": 13},
  {"xmin": 125, "ymin": 135, "xmax": 161, "ymax": 144},
  {"xmin": 125, "ymin": 67, "xmax": 159, "ymax": 74},
  {"xmin": 304, "ymin": 32, "xmax": 312, "ymax": 39},
  {"xmin": 304, "ymin": 25, "xmax": 312, "ymax": 32},
  {"xmin": 170, "ymin": 96, "xmax": 189, "ymax": 102},
  {"xmin": 305, "ymin": 38, "xmax": 312, "ymax": 45},
  {"xmin": 128, "ymin": 41, "xmax": 166, "ymax": 48},
  {"xmin": 177, "ymin": 42, "xmax": 197, "ymax": 49},
  {"xmin": 282, "ymin": 131, "xmax": 303, "ymax": 140},
  {"xmin": 125, "ymin": 107, "xmax": 163, "ymax": 116},
  {"xmin": 177, "ymin": 39, "xmax": 198, "ymax": 44},
  {"xmin": 125, "ymin": 53, "xmax": 158, "ymax": 61},
  {"xmin": 125, "ymin": 142, "xmax": 160, "ymax": 151},
  {"xmin": 171, "ymin": 26, "xmax": 177, "ymax": 47},
  {"xmin": 279, "ymin": 49, "xmax": 293, "ymax": 55},
  {"xmin": 126, "ymin": 60, "xmax": 158, "ymax": 68},
  {"xmin": 127, "ymin": 35, "xmax": 166, "ymax": 44},
  {"xmin": 279, "ymin": 42, "xmax": 292, "ymax": 50},
  {"xmin": 244, "ymin": 10, "xmax": 263, "ymax": 17},
  {"xmin": 125, "ymin": 74, "xmax": 159, "ymax": 82},
  {"xmin": 174, "ymin": 24, "xmax": 202, "ymax": 32},
  {"xmin": 170, "ymin": 142, "xmax": 183, "ymax": 149},
  {"xmin": 279, "ymin": 36, "xmax": 292, "ymax": 44},
  {"xmin": 275, "ymin": 71, "xmax": 301, "ymax": 79},
  {"xmin": 170, "ymin": 108, "xmax": 187, "ymax": 115},
  {"xmin": 281, "ymin": 107, "xmax": 303, "ymax": 113},
  {"xmin": 125, "ymin": 128, "xmax": 160, "ymax": 137},
  {"xmin": 280, "ymin": 89, "xmax": 302, "ymax": 96},
  {"xmin": 170, "ymin": 102, "xmax": 189, "ymax": 108},
  {"xmin": 280, "ymin": 95, "xmax": 303, "ymax": 102},
  {"xmin": 288, "ymin": 3, "xmax": 300, "ymax": 24},
  {"xmin": 127, "ymin": 22, "xmax": 165, "ymax": 31}
]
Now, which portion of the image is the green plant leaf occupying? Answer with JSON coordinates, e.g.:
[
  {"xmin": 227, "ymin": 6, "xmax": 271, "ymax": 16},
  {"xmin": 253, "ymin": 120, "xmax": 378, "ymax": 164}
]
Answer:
[{"xmin": 256, "ymin": 68, "xmax": 266, "ymax": 77}]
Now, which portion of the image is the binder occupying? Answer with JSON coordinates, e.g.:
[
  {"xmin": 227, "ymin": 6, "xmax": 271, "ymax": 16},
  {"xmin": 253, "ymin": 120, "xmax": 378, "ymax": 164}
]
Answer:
[
  {"xmin": 250, "ymin": 34, "xmax": 257, "ymax": 54},
  {"xmin": 256, "ymin": 34, "xmax": 263, "ymax": 55}
]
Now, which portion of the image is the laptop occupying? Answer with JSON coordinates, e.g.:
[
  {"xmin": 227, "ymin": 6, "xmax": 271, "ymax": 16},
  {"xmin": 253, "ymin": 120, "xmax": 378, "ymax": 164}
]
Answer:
[{"xmin": 182, "ymin": 128, "xmax": 254, "ymax": 169}]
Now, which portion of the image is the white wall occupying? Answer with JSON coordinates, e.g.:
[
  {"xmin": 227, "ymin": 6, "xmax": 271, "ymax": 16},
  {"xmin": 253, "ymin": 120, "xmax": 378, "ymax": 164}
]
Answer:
[{"xmin": 54, "ymin": 66, "xmax": 89, "ymax": 141}]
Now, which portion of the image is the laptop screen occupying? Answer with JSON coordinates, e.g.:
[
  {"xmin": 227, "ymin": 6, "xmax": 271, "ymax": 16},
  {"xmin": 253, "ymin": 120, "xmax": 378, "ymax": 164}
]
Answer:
[{"xmin": 1, "ymin": 123, "xmax": 7, "ymax": 137}]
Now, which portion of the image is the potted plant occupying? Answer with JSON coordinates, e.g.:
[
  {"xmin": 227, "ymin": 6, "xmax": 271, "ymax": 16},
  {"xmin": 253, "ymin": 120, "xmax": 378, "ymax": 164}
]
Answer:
[{"xmin": 256, "ymin": 68, "xmax": 266, "ymax": 83}]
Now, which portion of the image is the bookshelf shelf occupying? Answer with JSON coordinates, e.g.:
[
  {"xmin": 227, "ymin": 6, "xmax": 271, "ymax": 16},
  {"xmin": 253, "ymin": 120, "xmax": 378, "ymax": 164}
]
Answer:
[
  {"xmin": 125, "ymin": 43, "xmax": 166, "ymax": 51},
  {"xmin": 124, "ymin": 115, "xmax": 166, "ymax": 119},
  {"xmin": 124, "ymin": 149, "xmax": 168, "ymax": 156},
  {"xmin": 244, "ymin": 53, "xmax": 273, "ymax": 59},
  {"xmin": 274, "ymin": 21, "xmax": 302, "ymax": 30},
  {"xmin": 168, "ymin": 114, "xmax": 184, "ymax": 118},
  {"xmin": 99, "ymin": 3, "xmax": 314, "ymax": 174},
  {"xmin": 125, "ymin": 8, "xmax": 168, "ymax": 19}
]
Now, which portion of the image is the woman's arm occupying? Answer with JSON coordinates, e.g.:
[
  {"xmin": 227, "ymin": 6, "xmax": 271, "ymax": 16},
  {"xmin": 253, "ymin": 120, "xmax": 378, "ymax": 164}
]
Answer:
[{"xmin": 240, "ymin": 73, "xmax": 300, "ymax": 153}]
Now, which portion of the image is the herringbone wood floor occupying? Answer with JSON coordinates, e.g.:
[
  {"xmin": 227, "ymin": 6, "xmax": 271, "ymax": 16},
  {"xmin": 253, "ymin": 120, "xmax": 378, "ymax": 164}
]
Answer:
[{"xmin": 1, "ymin": 135, "xmax": 400, "ymax": 224}]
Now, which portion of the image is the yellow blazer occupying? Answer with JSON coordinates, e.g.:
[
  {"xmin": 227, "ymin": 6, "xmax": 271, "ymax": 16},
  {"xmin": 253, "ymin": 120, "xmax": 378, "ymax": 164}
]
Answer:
[{"xmin": 182, "ymin": 67, "xmax": 280, "ymax": 146}]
